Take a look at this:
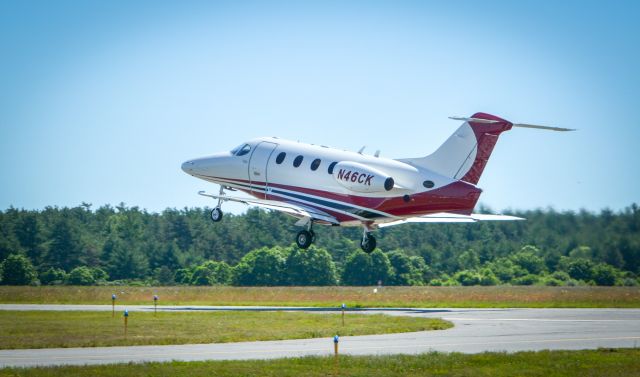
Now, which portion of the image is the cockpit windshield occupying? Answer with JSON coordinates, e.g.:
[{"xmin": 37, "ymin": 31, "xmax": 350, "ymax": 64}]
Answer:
[{"xmin": 230, "ymin": 143, "xmax": 251, "ymax": 156}]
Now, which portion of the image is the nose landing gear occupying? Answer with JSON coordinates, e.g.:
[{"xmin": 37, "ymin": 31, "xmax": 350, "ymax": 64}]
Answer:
[
  {"xmin": 210, "ymin": 207, "xmax": 223, "ymax": 222},
  {"xmin": 209, "ymin": 186, "xmax": 225, "ymax": 223}
]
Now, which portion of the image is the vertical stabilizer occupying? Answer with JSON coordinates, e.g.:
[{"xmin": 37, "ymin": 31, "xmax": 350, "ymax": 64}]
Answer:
[{"xmin": 400, "ymin": 113, "xmax": 513, "ymax": 185}]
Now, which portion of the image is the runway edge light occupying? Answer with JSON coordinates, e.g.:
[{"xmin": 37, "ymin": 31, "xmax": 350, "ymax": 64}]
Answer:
[{"xmin": 124, "ymin": 309, "xmax": 129, "ymax": 337}]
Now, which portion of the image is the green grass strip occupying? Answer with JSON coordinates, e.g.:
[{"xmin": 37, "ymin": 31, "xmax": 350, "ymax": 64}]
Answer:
[
  {"xmin": 0, "ymin": 311, "xmax": 451, "ymax": 349},
  {"xmin": 2, "ymin": 349, "xmax": 640, "ymax": 377},
  {"xmin": 2, "ymin": 286, "xmax": 640, "ymax": 308}
]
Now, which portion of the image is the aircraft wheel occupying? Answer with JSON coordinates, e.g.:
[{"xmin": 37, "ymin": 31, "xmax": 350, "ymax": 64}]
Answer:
[
  {"xmin": 296, "ymin": 230, "xmax": 313, "ymax": 249},
  {"xmin": 360, "ymin": 234, "xmax": 376, "ymax": 253},
  {"xmin": 210, "ymin": 208, "xmax": 223, "ymax": 222}
]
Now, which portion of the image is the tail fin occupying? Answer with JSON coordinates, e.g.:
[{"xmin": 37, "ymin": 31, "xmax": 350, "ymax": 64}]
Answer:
[{"xmin": 402, "ymin": 112, "xmax": 513, "ymax": 185}]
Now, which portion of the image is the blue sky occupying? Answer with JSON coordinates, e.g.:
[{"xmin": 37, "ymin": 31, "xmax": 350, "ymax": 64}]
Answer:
[{"xmin": 1, "ymin": 0, "xmax": 638, "ymax": 213}]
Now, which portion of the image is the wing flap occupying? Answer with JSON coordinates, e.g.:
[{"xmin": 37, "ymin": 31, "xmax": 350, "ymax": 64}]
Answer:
[
  {"xmin": 378, "ymin": 212, "xmax": 524, "ymax": 228},
  {"xmin": 198, "ymin": 191, "xmax": 339, "ymax": 225}
]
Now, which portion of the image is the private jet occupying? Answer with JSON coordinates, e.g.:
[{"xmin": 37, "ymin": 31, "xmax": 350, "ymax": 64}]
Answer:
[{"xmin": 181, "ymin": 113, "xmax": 572, "ymax": 253}]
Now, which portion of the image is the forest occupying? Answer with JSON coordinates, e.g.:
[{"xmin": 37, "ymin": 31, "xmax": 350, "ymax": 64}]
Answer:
[{"xmin": 0, "ymin": 203, "xmax": 638, "ymax": 287}]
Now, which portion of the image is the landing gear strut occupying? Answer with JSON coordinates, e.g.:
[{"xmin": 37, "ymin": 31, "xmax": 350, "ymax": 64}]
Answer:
[
  {"xmin": 360, "ymin": 228, "xmax": 376, "ymax": 253},
  {"xmin": 210, "ymin": 186, "xmax": 225, "ymax": 223}
]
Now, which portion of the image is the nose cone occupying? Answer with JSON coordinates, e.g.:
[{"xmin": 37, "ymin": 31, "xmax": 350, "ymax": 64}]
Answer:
[{"xmin": 181, "ymin": 160, "xmax": 195, "ymax": 174}]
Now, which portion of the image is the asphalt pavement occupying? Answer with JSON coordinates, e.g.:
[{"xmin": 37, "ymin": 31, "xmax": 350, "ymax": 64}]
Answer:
[{"xmin": 0, "ymin": 305, "xmax": 639, "ymax": 367}]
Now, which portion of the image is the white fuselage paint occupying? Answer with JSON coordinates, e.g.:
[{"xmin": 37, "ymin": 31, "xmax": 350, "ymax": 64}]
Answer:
[
  {"xmin": 186, "ymin": 137, "xmax": 457, "ymax": 195},
  {"xmin": 182, "ymin": 137, "xmax": 460, "ymax": 225}
]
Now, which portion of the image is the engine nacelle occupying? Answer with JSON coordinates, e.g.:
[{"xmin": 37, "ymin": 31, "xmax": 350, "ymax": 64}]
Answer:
[{"xmin": 332, "ymin": 161, "xmax": 395, "ymax": 193}]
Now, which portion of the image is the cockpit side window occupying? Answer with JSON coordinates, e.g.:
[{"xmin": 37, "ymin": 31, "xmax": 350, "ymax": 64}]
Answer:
[{"xmin": 231, "ymin": 144, "xmax": 251, "ymax": 156}]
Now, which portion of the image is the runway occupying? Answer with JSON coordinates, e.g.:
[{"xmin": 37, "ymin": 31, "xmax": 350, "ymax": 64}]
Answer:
[{"xmin": 1, "ymin": 305, "xmax": 639, "ymax": 368}]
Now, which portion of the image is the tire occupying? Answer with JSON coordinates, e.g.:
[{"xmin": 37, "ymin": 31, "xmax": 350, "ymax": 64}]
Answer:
[
  {"xmin": 210, "ymin": 208, "xmax": 223, "ymax": 222},
  {"xmin": 360, "ymin": 234, "xmax": 376, "ymax": 253},
  {"xmin": 296, "ymin": 230, "xmax": 313, "ymax": 249}
]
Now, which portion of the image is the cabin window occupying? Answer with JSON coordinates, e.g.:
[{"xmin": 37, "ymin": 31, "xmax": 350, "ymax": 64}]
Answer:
[
  {"xmin": 293, "ymin": 155, "xmax": 304, "ymax": 167},
  {"xmin": 328, "ymin": 161, "xmax": 337, "ymax": 174},
  {"xmin": 423, "ymin": 180, "xmax": 435, "ymax": 188},
  {"xmin": 310, "ymin": 158, "xmax": 321, "ymax": 171},
  {"xmin": 276, "ymin": 152, "xmax": 286, "ymax": 164}
]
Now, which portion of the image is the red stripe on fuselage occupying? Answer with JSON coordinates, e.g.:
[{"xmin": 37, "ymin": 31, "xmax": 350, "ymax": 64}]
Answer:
[
  {"xmin": 232, "ymin": 186, "xmax": 359, "ymax": 223},
  {"xmin": 210, "ymin": 176, "xmax": 481, "ymax": 220}
]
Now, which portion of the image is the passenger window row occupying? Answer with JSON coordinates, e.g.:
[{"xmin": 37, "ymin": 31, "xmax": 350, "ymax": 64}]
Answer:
[{"xmin": 275, "ymin": 152, "xmax": 337, "ymax": 174}]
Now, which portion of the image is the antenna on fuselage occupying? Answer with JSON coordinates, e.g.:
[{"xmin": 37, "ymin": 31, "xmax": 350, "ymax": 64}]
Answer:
[
  {"xmin": 358, "ymin": 146, "xmax": 366, "ymax": 154},
  {"xmin": 374, "ymin": 150, "xmax": 380, "ymax": 157}
]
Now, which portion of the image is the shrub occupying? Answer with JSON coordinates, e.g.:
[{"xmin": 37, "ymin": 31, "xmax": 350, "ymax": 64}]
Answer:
[
  {"xmin": 511, "ymin": 246, "xmax": 546, "ymax": 275},
  {"xmin": 486, "ymin": 258, "xmax": 527, "ymax": 283},
  {"xmin": 39, "ymin": 267, "xmax": 68, "ymax": 285},
  {"xmin": 559, "ymin": 257, "xmax": 595, "ymax": 281},
  {"xmin": 541, "ymin": 276, "xmax": 563, "ymax": 286},
  {"xmin": 0, "ymin": 254, "xmax": 37, "ymax": 285},
  {"xmin": 174, "ymin": 268, "xmax": 192, "ymax": 285},
  {"xmin": 91, "ymin": 267, "xmax": 109, "ymax": 282},
  {"xmin": 213, "ymin": 262, "xmax": 232, "ymax": 285},
  {"xmin": 550, "ymin": 271, "xmax": 571, "ymax": 282},
  {"xmin": 190, "ymin": 266, "xmax": 213, "ymax": 286},
  {"xmin": 285, "ymin": 246, "xmax": 337, "ymax": 286},
  {"xmin": 511, "ymin": 274, "xmax": 539, "ymax": 286},
  {"xmin": 478, "ymin": 269, "xmax": 499, "ymax": 286},
  {"xmin": 454, "ymin": 270, "xmax": 481, "ymax": 286},
  {"xmin": 592, "ymin": 263, "xmax": 618, "ymax": 286},
  {"xmin": 232, "ymin": 247, "xmax": 288, "ymax": 286},
  {"xmin": 67, "ymin": 266, "xmax": 96, "ymax": 285}
]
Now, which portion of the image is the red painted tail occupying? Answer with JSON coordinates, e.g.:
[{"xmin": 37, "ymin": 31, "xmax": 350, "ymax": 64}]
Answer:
[
  {"xmin": 400, "ymin": 112, "xmax": 513, "ymax": 185},
  {"xmin": 460, "ymin": 113, "xmax": 513, "ymax": 184}
]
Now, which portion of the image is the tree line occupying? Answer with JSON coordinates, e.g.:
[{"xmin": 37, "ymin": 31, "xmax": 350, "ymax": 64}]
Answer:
[{"xmin": 0, "ymin": 203, "xmax": 638, "ymax": 286}]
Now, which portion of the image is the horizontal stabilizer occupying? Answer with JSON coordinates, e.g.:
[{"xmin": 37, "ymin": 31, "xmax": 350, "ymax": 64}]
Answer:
[
  {"xmin": 449, "ymin": 116, "xmax": 575, "ymax": 132},
  {"xmin": 377, "ymin": 212, "xmax": 524, "ymax": 228}
]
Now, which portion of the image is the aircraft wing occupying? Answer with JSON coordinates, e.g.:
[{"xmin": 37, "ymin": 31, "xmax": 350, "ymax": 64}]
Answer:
[
  {"xmin": 377, "ymin": 212, "xmax": 524, "ymax": 228},
  {"xmin": 198, "ymin": 191, "xmax": 339, "ymax": 225}
]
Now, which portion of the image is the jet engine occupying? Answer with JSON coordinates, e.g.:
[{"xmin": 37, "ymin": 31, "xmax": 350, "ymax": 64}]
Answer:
[{"xmin": 332, "ymin": 161, "xmax": 395, "ymax": 193}]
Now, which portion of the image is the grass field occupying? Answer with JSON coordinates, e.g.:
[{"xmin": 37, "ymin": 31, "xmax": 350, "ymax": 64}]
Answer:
[
  {"xmin": 1, "ymin": 286, "xmax": 639, "ymax": 308},
  {"xmin": 1, "ymin": 349, "xmax": 639, "ymax": 376},
  {"xmin": 0, "ymin": 311, "xmax": 451, "ymax": 349}
]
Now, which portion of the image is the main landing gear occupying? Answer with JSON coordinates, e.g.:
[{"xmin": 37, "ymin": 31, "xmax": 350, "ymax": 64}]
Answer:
[
  {"xmin": 360, "ymin": 227, "xmax": 376, "ymax": 254},
  {"xmin": 295, "ymin": 222, "xmax": 316, "ymax": 249},
  {"xmin": 203, "ymin": 186, "xmax": 377, "ymax": 253},
  {"xmin": 295, "ymin": 229, "xmax": 315, "ymax": 249}
]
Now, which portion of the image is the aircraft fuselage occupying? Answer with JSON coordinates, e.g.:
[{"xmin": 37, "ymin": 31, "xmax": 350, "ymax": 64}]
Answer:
[{"xmin": 182, "ymin": 136, "xmax": 481, "ymax": 227}]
